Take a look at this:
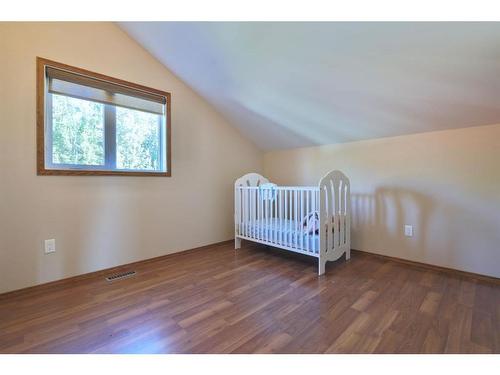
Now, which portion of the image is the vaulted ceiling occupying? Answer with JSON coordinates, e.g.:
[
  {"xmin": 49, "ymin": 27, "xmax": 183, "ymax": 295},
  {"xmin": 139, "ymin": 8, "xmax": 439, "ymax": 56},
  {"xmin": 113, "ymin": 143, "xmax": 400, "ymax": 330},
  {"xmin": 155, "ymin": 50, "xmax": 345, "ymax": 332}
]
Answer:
[{"xmin": 119, "ymin": 22, "xmax": 500, "ymax": 150}]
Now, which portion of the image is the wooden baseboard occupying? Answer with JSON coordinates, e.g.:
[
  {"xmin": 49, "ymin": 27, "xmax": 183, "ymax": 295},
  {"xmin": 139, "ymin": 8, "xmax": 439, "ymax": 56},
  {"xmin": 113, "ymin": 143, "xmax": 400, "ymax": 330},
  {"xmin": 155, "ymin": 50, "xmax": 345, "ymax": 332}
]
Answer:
[
  {"xmin": 0, "ymin": 239, "xmax": 234, "ymax": 298},
  {"xmin": 3, "ymin": 240, "xmax": 498, "ymax": 298},
  {"xmin": 352, "ymin": 249, "xmax": 500, "ymax": 285}
]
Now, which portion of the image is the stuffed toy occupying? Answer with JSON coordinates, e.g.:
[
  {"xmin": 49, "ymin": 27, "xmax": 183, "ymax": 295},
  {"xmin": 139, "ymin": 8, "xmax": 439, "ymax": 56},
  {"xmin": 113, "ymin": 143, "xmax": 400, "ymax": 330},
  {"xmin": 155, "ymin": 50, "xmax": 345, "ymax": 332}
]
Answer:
[{"xmin": 302, "ymin": 211, "xmax": 320, "ymax": 235}]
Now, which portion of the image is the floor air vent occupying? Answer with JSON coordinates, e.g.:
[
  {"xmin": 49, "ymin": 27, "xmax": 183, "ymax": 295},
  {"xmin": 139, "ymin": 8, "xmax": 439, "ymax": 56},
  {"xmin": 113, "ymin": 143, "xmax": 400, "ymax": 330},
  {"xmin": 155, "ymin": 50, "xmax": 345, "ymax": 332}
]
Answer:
[{"xmin": 106, "ymin": 270, "xmax": 136, "ymax": 282}]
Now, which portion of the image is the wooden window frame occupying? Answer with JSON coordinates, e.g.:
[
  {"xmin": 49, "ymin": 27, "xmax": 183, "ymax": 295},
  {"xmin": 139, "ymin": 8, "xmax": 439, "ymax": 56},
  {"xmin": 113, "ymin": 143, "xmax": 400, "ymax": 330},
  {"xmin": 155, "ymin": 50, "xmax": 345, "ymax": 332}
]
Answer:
[{"xmin": 36, "ymin": 57, "xmax": 172, "ymax": 177}]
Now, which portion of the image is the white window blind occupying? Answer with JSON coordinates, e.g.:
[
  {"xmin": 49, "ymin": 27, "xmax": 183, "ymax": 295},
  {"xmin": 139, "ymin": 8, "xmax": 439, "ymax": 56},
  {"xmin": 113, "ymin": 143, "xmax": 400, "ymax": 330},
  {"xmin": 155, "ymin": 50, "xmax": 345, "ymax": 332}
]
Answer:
[{"xmin": 46, "ymin": 67, "xmax": 166, "ymax": 115}]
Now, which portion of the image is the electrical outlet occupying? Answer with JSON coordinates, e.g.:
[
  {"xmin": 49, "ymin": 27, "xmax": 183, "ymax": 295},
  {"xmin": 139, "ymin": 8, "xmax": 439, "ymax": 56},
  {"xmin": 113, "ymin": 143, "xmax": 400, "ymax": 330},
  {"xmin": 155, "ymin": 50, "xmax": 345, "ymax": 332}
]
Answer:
[
  {"xmin": 44, "ymin": 239, "xmax": 56, "ymax": 254},
  {"xmin": 404, "ymin": 225, "xmax": 413, "ymax": 237}
]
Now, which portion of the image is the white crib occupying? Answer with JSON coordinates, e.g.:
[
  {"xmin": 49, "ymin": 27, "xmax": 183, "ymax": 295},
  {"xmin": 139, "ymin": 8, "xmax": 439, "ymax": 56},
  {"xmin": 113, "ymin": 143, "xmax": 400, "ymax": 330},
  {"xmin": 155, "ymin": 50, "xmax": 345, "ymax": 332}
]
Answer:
[{"xmin": 234, "ymin": 170, "xmax": 351, "ymax": 275}]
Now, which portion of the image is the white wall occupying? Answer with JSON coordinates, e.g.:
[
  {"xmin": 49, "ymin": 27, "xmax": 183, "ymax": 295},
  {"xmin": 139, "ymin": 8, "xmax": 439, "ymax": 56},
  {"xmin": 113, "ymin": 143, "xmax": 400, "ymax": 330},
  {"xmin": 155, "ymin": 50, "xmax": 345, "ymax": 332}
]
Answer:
[
  {"xmin": 264, "ymin": 124, "xmax": 500, "ymax": 278},
  {"xmin": 0, "ymin": 22, "xmax": 262, "ymax": 293}
]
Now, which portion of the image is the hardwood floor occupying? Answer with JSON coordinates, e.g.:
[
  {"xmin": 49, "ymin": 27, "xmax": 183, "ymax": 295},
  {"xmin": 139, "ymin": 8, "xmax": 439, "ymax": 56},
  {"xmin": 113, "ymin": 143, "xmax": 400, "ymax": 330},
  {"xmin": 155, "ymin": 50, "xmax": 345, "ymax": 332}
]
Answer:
[{"xmin": 0, "ymin": 241, "xmax": 498, "ymax": 354}]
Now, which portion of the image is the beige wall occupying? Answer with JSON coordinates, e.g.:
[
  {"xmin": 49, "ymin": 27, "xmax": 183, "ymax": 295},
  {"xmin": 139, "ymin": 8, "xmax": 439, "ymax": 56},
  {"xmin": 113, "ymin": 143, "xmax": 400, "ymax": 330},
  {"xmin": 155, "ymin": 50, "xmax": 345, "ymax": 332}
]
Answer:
[
  {"xmin": 1, "ymin": 22, "xmax": 498, "ymax": 293},
  {"xmin": 0, "ymin": 22, "xmax": 262, "ymax": 293},
  {"xmin": 264, "ymin": 124, "xmax": 500, "ymax": 278}
]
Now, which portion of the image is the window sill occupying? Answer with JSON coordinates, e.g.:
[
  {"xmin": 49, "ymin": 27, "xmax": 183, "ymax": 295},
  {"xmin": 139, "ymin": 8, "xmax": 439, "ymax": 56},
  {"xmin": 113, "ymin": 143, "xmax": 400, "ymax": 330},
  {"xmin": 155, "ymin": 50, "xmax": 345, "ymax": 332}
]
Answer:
[{"xmin": 37, "ymin": 168, "xmax": 171, "ymax": 177}]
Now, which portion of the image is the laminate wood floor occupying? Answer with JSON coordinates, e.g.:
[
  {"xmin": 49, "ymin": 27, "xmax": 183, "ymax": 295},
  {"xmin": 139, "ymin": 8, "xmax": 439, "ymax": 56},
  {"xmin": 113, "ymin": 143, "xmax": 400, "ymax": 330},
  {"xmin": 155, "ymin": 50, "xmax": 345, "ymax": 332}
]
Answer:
[{"xmin": 0, "ymin": 242, "xmax": 498, "ymax": 353}]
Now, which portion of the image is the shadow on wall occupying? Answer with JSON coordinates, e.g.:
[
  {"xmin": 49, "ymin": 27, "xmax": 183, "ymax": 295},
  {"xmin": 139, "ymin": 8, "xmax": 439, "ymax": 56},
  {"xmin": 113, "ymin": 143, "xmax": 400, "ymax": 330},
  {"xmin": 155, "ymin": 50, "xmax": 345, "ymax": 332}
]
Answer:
[
  {"xmin": 351, "ymin": 187, "xmax": 435, "ymax": 261},
  {"xmin": 351, "ymin": 186, "xmax": 500, "ymax": 277}
]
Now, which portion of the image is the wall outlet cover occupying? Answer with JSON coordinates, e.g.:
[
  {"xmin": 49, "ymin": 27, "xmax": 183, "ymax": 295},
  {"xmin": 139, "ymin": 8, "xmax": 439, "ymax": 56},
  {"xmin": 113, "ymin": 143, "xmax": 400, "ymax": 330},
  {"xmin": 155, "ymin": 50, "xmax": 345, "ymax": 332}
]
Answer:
[
  {"xmin": 404, "ymin": 225, "xmax": 413, "ymax": 237},
  {"xmin": 44, "ymin": 239, "xmax": 56, "ymax": 254}
]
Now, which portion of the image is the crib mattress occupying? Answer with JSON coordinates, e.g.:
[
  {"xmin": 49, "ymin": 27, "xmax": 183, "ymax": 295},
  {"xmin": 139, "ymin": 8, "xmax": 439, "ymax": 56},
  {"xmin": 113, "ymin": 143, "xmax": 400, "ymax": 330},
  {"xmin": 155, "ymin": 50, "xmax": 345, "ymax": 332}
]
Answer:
[{"xmin": 239, "ymin": 218, "xmax": 320, "ymax": 254}]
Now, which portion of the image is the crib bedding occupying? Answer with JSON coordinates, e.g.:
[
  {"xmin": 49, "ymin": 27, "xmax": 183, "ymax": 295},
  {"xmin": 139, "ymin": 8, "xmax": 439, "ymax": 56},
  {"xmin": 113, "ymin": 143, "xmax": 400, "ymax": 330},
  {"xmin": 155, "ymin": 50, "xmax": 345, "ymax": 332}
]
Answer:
[{"xmin": 240, "ymin": 218, "xmax": 320, "ymax": 254}]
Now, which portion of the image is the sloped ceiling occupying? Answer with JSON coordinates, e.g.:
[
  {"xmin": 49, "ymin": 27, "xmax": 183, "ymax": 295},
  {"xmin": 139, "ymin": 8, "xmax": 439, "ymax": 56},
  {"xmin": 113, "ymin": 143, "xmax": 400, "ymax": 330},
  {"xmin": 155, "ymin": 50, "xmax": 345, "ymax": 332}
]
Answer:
[{"xmin": 119, "ymin": 22, "xmax": 500, "ymax": 150}]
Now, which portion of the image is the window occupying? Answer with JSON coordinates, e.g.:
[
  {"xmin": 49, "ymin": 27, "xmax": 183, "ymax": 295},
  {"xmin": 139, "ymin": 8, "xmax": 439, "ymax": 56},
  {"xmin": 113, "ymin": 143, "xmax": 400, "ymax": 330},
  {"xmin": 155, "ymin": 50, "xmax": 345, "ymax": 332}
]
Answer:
[{"xmin": 37, "ymin": 57, "xmax": 171, "ymax": 176}]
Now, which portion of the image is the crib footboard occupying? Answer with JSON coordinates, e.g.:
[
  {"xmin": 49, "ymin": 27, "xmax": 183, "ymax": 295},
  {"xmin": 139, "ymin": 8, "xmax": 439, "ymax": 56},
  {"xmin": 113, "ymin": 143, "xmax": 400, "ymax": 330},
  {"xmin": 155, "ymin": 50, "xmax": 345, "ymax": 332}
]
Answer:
[{"xmin": 318, "ymin": 170, "xmax": 351, "ymax": 275}]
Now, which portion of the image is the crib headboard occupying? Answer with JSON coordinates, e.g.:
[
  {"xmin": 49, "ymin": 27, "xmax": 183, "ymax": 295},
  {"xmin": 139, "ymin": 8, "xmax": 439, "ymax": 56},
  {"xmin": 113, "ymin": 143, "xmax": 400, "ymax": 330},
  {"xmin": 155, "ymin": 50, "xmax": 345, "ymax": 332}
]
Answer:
[
  {"xmin": 234, "ymin": 173, "xmax": 269, "ymax": 187},
  {"xmin": 234, "ymin": 173, "xmax": 269, "ymax": 246}
]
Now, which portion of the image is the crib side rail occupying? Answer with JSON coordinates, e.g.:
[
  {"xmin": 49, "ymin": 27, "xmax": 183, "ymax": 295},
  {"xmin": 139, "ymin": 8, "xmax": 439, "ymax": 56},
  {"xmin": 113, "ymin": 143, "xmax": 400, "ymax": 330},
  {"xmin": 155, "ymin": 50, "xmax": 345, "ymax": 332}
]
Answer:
[{"xmin": 234, "ymin": 185, "xmax": 320, "ymax": 256}]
